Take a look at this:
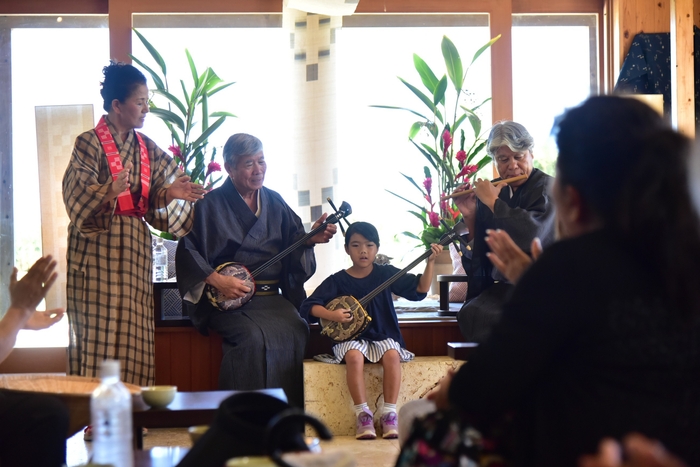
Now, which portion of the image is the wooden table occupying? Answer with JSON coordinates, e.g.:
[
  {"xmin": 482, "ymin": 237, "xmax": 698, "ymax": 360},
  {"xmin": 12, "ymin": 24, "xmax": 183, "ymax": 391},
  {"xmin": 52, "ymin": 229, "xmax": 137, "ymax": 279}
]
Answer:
[{"xmin": 132, "ymin": 388, "xmax": 287, "ymax": 449}]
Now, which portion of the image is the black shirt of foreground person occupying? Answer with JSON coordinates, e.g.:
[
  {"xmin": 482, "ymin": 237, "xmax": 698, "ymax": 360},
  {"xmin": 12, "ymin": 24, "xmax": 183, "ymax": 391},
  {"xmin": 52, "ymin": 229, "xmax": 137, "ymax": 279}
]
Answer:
[{"xmin": 451, "ymin": 229, "xmax": 700, "ymax": 467}]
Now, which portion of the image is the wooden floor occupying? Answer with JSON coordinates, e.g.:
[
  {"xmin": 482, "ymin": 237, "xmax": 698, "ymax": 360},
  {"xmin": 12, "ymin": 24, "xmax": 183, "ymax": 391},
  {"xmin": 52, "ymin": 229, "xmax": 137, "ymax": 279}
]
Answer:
[{"xmin": 66, "ymin": 427, "xmax": 400, "ymax": 467}]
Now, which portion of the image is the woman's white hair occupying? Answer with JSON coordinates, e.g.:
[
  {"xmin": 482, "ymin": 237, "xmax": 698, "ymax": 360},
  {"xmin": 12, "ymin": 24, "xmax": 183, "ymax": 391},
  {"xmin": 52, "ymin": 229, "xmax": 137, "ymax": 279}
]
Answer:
[{"xmin": 486, "ymin": 121, "xmax": 535, "ymax": 157}]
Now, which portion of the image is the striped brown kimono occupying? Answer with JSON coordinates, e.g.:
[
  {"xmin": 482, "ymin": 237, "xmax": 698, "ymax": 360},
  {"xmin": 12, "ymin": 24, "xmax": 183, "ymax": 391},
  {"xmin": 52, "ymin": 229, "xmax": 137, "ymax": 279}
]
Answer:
[{"xmin": 62, "ymin": 116, "xmax": 194, "ymax": 386}]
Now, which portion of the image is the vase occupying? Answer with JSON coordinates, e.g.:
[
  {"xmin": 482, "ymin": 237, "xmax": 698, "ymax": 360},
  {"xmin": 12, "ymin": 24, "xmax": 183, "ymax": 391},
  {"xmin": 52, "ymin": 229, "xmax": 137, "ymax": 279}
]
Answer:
[{"xmin": 430, "ymin": 249, "xmax": 454, "ymax": 295}]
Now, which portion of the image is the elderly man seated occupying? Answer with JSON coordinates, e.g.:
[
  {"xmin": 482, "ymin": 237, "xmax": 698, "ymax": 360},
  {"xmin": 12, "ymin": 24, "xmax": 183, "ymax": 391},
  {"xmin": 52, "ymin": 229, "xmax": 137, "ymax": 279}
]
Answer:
[{"xmin": 453, "ymin": 121, "xmax": 555, "ymax": 342}]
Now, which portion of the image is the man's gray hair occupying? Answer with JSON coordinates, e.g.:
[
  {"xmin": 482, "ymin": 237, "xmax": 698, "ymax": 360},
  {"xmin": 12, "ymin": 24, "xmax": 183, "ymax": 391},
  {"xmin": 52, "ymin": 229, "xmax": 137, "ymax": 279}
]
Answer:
[
  {"xmin": 486, "ymin": 121, "xmax": 534, "ymax": 157},
  {"xmin": 223, "ymin": 133, "xmax": 263, "ymax": 166}
]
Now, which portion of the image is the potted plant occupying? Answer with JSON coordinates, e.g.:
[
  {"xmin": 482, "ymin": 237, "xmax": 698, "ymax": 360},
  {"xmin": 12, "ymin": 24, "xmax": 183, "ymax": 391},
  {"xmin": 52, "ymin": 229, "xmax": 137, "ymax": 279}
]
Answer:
[
  {"xmin": 130, "ymin": 29, "xmax": 235, "ymax": 194},
  {"xmin": 373, "ymin": 35, "xmax": 499, "ymax": 249}
]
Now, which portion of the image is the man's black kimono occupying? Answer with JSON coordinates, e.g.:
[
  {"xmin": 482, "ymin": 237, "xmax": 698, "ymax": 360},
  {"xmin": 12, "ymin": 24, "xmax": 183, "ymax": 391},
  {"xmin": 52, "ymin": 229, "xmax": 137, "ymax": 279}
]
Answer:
[{"xmin": 176, "ymin": 177, "xmax": 315, "ymax": 407}]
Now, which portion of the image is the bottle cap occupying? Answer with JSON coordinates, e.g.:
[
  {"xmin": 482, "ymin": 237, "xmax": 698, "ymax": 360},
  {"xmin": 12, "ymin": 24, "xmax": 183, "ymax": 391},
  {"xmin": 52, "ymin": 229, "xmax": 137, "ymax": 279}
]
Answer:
[{"xmin": 100, "ymin": 359, "xmax": 120, "ymax": 379}]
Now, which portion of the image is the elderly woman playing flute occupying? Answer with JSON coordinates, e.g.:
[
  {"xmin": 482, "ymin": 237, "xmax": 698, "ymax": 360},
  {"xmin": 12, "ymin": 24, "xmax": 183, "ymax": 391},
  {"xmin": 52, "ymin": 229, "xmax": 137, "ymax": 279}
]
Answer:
[{"xmin": 451, "ymin": 121, "xmax": 555, "ymax": 343}]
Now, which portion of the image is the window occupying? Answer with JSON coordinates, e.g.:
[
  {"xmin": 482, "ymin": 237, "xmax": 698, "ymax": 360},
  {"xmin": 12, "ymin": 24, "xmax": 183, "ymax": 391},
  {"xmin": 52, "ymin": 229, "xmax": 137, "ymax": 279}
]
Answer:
[
  {"xmin": 335, "ymin": 15, "xmax": 492, "ymax": 266},
  {"xmin": 512, "ymin": 14, "xmax": 598, "ymax": 175},
  {"xmin": 4, "ymin": 15, "xmax": 109, "ymax": 346}
]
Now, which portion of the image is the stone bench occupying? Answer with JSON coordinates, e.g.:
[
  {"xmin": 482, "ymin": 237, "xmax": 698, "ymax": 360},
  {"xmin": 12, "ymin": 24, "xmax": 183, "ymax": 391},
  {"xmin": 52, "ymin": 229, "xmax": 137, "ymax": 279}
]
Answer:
[{"xmin": 303, "ymin": 356, "xmax": 465, "ymax": 436}]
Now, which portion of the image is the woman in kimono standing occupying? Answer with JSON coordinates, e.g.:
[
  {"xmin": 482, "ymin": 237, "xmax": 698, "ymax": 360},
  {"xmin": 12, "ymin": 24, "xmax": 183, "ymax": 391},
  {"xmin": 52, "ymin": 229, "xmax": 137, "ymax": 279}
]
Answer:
[{"xmin": 63, "ymin": 62, "xmax": 204, "ymax": 387}]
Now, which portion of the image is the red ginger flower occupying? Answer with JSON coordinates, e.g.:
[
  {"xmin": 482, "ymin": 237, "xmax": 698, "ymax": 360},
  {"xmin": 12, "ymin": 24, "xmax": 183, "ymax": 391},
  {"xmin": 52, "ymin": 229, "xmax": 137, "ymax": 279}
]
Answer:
[
  {"xmin": 456, "ymin": 150, "xmax": 466, "ymax": 164},
  {"xmin": 423, "ymin": 177, "xmax": 432, "ymax": 194},
  {"xmin": 442, "ymin": 129, "xmax": 452, "ymax": 150},
  {"xmin": 206, "ymin": 161, "xmax": 222, "ymax": 177},
  {"xmin": 168, "ymin": 145, "xmax": 182, "ymax": 157},
  {"xmin": 428, "ymin": 211, "xmax": 440, "ymax": 227},
  {"xmin": 456, "ymin": 164, "xmax": 478, "ymax": 179}
]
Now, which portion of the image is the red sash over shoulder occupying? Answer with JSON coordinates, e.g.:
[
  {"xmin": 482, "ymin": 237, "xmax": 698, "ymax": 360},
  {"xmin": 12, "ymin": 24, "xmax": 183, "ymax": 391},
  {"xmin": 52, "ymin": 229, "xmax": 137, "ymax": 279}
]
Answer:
[{"xmin": 95, "ymin": 116, "xmax": 151, "ymax": 216}]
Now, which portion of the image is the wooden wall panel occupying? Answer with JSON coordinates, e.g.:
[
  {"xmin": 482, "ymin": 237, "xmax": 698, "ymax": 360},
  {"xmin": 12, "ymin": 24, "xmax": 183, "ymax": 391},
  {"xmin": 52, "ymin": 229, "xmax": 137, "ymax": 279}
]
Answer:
[
  {"xmin": 0, "ymin": 347, "xmax": 66, "ymax": 374},
  {"xmin": 611, "ymin": 0, "xmax": 670, "ymax": 74},
  {"xmin": 156, "ymin": 321, "xmax": 460, "ymax": 391},
  {"xmin": 0, "ymin": 0, "xmax": 108, "ymax": 14},
  {"xmin": 513, "ymin": 0, "xmax": 603, "ymax": 13},
  {"xmin": 671, "ymin": 0, "xmax": 695, "ymax": 136}
]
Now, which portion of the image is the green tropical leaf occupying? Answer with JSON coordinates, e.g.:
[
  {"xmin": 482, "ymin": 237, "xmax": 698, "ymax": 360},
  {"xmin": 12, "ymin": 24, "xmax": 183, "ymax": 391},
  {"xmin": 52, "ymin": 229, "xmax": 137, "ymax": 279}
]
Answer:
[
  {"xmin": 467, "ymin": 113, "xmax": 481, "ymax": 139},
  {"xmin": 467, "ymin": 142, "xmax": 487, "ymax": 164},
  {"xmin": 408, "ymin": 122, "xmax": 422, "ymax": 140},
  {"xmin": 210, "ymin": 111, "xmax": 237, "ymax": 118},
  {"xmin": 162, "ymin": 120, "xmax": 183, "ymax": 148},
  {"xmin": 408, "ymin": 210, "xmax": 429, "ymax": 225},
  {"xmin": 453, "ymin": 113, "xmax": 467, "ymax": 133},
  {"xmin": 472, "ymin": 96, "xmax": 492, "ymax": 112},
  {"xmin": 133, "ymin": 29, "xmax": 167, "ymax": 76},
  {"xmin": 399, "ymin": 78, "xmax": 443, "ymax": 123},
  {"xmin": 433, "ymin": 76, "xmax": 447, "ymax": 106},
  {"xmin": 413, "ymin": 54, "xmax": 439, "ymax": 94},
  {"xmin": 475, "ymin": 154, "xmax": 491, "ymax": 171},
  {"xmin": 420, "ymin": 142, "xmax": 440, "ymax": 160},
  {"xmin": 400, "ymin": 172, "xmax": 426, "ymax": 197},
  {"xmin": 185, "ymin": 49, "xmax": 199, "ymax": 88},
  {"xmin": 152, "ymin": 89, "xmax": 186, "ymax": 115},
  {"xmin": 411, "ymin": 141, "xmax": 438, "ymax": 170},
  {"xmin": 180, "ymin": 80, "xmax": 191, "ymax": 108},
  {"xmin": 149, "ymin": 108, "xmax": 185, "ymax": 132},
  {"xmin": 129, "ymin": 55, "xmax": 166, "ymax": 90},
  {"xmin": 386, "ymin": 189, "xmax": 426, "ymax": 212},
  {"xmin": 401, "ymin": 231, "xmax": 422, "ymax": 240},
  {"xmin": 190, "ymin": 116, "xmax": 227, "ymax": 150},
  {"xmin": 208, "ymin": 82, "xmax": 236, "ymax": 98},
  {"xmin": 202, "ymin": 68, "xmax": 223, "ymax": 93},
  {"xmin": 471, "ymin": 35, "xmax": 500, "ymax": 67},
  {"xmin": 201, "ymin": 93, "xmax": 208, "ymax": 131},
  {"xmin": 441, "ymin": 36, "xmax": 463, "ymax": 91},
  {"xmin": 423, "ymin": 166, "xmax": 431, "ymax": 179},
  {"xmin": 370, "ymin": 105, "xmax": 430, "ymax": 121},
  {"xmin": 192, "ymin": 68, "xmax": 211, "ymax": 104}
]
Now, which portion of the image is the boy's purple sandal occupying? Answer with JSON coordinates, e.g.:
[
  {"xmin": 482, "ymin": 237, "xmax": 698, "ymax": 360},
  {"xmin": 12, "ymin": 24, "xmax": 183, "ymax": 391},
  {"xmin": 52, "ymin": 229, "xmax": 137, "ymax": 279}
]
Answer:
[
  {"xmin": 380, "ymin": 411, "xmax": 399, "ymax": 439},
  {"xmin": 356, "ymin": 408, "xmax": 377, "ymax": 440}
]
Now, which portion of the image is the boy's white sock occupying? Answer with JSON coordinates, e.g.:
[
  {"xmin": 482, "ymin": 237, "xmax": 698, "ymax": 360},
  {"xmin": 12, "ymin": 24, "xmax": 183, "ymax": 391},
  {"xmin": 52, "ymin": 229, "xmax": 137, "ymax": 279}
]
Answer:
[
  {"xmin": 354, "ymin": 402, "xmax": 370, "ymax": 416},
  {"xmin": 382, "ymin": 403, "xmax": 397, "ymax": 414}
]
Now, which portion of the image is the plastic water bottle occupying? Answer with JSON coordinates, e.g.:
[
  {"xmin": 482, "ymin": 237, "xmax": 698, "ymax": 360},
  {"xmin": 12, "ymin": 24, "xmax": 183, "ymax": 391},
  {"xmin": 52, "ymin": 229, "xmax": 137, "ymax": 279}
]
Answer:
[
  {"xmin": 91, "ymin": 360, "xmax": 134, "ymax": 467},
  {"xmin": 153, "ymin": 236, "xmax": 168, "ymax": 282}
]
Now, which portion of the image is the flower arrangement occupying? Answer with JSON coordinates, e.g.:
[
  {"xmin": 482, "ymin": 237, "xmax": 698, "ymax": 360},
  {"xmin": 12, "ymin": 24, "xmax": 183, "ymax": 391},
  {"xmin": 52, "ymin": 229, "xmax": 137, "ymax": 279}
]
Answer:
[
  {"xmin": 373, "ymin": 35, "xmax": 499, "ymax": 248},
  {"xmin": 130, "ymin": 29, "xmax": 235, "ymax": 191}
]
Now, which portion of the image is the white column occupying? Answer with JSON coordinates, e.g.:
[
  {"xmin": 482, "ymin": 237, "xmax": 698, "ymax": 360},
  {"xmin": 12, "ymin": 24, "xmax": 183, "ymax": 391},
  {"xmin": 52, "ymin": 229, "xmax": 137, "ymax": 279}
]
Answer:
[{"xmin": 284, "ymin": 5, "xmax": 343, "ymax": 289}]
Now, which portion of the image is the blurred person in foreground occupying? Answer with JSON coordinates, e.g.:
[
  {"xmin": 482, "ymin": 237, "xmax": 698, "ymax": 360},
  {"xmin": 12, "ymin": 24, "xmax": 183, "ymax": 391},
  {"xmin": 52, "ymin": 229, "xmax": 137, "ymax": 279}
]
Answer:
[
  {"xmin": 398, "ymin": 96, "xmax": 700, "ymax": 467},
  {"xmin": 0, "ymin": 256, "xmax": 68, "ymax": 467}
]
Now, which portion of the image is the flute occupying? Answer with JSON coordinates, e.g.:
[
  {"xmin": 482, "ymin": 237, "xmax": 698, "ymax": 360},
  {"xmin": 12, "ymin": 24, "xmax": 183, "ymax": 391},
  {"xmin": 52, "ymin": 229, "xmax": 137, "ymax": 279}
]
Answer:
[{"xmin": 440, "ymin": 174, "xmax": 528, "ymax": 201}]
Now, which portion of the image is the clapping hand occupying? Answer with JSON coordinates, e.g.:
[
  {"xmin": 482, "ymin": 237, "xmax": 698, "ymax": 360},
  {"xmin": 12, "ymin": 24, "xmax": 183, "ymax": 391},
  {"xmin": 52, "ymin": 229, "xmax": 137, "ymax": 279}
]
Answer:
[
  {"xmin": 579, "ymin": 434, "xmax": 687, "ymax": 467},
  {"xmin": 10, "ymin": 256, "xmax": 58, "ymax": 312},
  {"xmin": 109, "ymin": 161, "xmax": 133, "ymax": 198},
  {"xmin": 427, "ymin": 368, "xmax": 456, "ymax": 410},
  {"xmin": 485, "ymin": 229, "xmax": 542, "ymax": 284},
  {"xmin": 9, "ymin": 256, "xmax": 65, "ymax": 330},
  {"xmin": 166, "ymin": 175, "xmax": 206, "ymax": 204}
]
